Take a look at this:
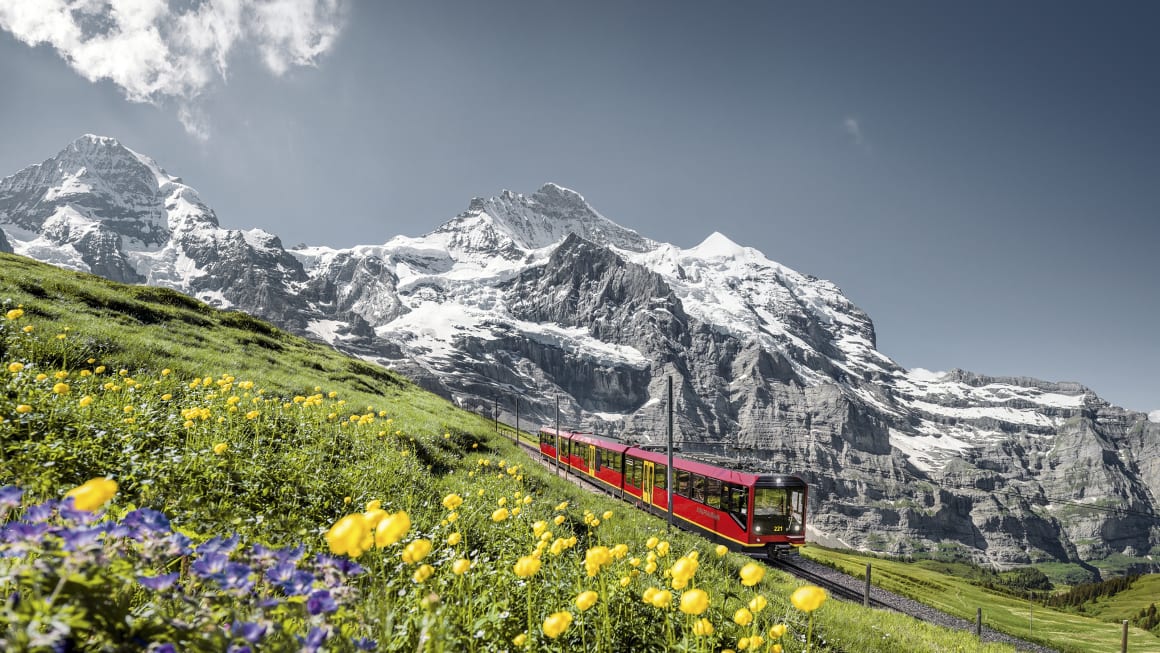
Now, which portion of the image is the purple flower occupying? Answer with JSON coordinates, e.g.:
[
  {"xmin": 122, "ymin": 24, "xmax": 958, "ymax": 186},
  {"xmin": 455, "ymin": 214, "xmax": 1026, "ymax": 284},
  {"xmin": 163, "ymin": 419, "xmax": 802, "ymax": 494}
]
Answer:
[
  {"xmin": 60, "ymin": 525, "xmax": 104, "ymax": 551},
  {"xmin": 231, "ymin": 621, "xmax": 267, "ymax": 644},
  {"xmin": 25, "ymin": 501, "xmax": 57, "ymax": 523},
  {"xmin": 354, "ymin": 638, "xmax": 378, "ymax": 651},
  {"xmin": 299, "ymin": 627, "xmax": 329, "ymax": 653},
  {"xmin": 266, "ymin": 561, "xmax": 297, "ymax": 584},
  {"xmin": 267, "ymin": 563, "xmax": 315, "ymax": 597},
  {"xmin": 252, "ymin": 543, "xmax": 305, "ymax": 568},
  {"xmin": 221, "ymin": 562, "xmax": 255, "ymax": 592},
  {"xmin": 0, "ymin": 485, "xmax": 22, "ymax": 511},
  {"xmin": 122, "ymin": 508, "xmax": 172, "ymax": 537},
  {"xmin": 136, "ymin": 573, "xmax": 180, "ymax": 592},
  {"xmin": 59, "ymin": 501, "xmax": 100, "ymax": 525},
  {"xmin": 227, "ymin": 646, "xmax": 251, "ymax": 653},
  {"xmin": 190, "ymin": 551, "xmax": 228, "ymax": 580},
  {"xmin": 149, "ymin": 644, "xmax": 177, "ymax": 653},
  {"xmin": 197, "ymin": 534, "xmax": 239, "ymax": 556},
  {"xmin": 306, "ymin": 590, "xmax": 338, "ymax": 616}
]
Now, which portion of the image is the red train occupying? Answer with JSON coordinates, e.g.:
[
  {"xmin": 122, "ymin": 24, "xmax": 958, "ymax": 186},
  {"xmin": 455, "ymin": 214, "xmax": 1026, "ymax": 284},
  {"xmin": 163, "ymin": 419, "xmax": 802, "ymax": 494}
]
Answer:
[{"xmin": 538, "ymin": 427, "xmax": 807, "ymax": 557}]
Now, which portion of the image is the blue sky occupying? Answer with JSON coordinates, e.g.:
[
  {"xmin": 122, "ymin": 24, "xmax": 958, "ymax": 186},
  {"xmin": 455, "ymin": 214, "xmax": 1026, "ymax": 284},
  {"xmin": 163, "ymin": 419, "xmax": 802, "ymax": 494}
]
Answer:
[{"xmin": 0, "ymin": 1, "xmax": 1157, "ymax": 412}]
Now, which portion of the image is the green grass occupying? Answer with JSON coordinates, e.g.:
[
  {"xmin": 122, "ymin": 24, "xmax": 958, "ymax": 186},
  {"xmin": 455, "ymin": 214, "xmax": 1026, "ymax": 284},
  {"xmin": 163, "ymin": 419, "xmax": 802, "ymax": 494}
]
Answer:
[
  {"xmin": 0, "ymin": 252, "xmax": 1025, "ymax": 652},
  {"xmin": 802, "ymin": 546, "xmax": 1160, "ymax": 653}
]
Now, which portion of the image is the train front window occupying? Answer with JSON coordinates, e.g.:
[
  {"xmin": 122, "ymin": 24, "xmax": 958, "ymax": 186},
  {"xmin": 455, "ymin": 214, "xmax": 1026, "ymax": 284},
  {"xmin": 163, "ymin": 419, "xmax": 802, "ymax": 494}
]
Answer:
[{"xmin": 752, "ymin": 487, "xmax": 804, "ymax": 536}]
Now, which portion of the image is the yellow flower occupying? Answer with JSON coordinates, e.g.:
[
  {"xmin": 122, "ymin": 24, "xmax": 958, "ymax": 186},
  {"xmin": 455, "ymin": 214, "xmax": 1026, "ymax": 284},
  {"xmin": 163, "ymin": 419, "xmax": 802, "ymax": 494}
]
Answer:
[
  {"xmin": 554, "ymin": 500, "xmax": 569, "ymax": 511},
  {"xmin": 162, "ymin": 368, "xmax": 172, "ymax": 376},
  {"xmin": 602, "ymin": 510, "xmax": 613, "ymax": 520},
  {"xmin": 679, "ymin": 588, "xmax": 710, "ymax": 615},
  {"xmin": 650, "ymin": 589, "xmax": 673, "ymax": 609},
  {"xmin": 21, "ymin": 325, "xmax": 32, "ymax": 333},
  {"xmin": 161, "ymin": 393, "xmax": 172, "ymax": 401},
  {"xmin": 447, "ymin": 531, "xmax": 462, "ymax": 546},
  {"xmin": 739, "ymin": 562, "xmax": 766, "ymax": 587},
  {"xmin": 715, "ymin": 544, "xmax": 729, "ymax": 557},
  {"xmin": 512, "ymin": 633, "xmax": 528, "ymax": 647},
  {"xmin": 491, "ymin": 507, "xmax": 510, "ymax": 522},
  {"xmin": 645, "ymin": 536, "xmax": 659, "ymax": 549},
  {"xmin": 213, "ymin": 442, "xmax": 228, "ymax": 455},
  {"xmin": 36, "ymin": 373, "xmax": 47, "ymax": 381},
  {"xmin": 532, "ymin": 520, "xmax": 548, "ymax": 537},
  {"xmin": 553, "ymin": 514, "xmax": 565, "ymax": 526},
  {"xmin": 575, "ymin": 590, "xmax": 598, "ymax": 612},
  {"xmin": 95, "ymin": 366, "xmax": 106, "ymax": 374},
  {"xmin": 5, "ymin": 308, "xmax": 24, "ymax": 320},
  {"xmin": 768, "ymin": 624, "xmax": 787, "ymax": 639},
  {"xmin": 52, "ymin": 382, "xmax": 70, "ymax": 395},
  {"xmin": 748, "ymin": 635, "xmax": 765, "ymax": 649},
  {"xmin": 655, "ymin": 541, "xmax": 670, "ymax": 557},
  {"xmin": 7, "ymin": 362, "xmax": 23, "ymax": 373},
  {"xmin": 65, "ymin": 478, "xmax": 118, "ymax": 512},
  {"xmin": 513, "ymin": 555, "xmax": 542, "ymax": 578},
  {"xmin": 733, "ymin": 607, "xmax": 754, "ymax": 627},
  {"xmin": 748, "ymin": 595, "xmax": 768, "ymax": 613},
  {"xmin": 692, "ymin": 618, "xmax": 714, "ymax": 637},
  {"xmin": 412, "ymin": 564, "xmax": 434, "ymax": 583},
  {"xmin": 671, "ymin": 556, "xmax": 698, "ymax": 582},
  {"xmin": 366, "ymin": 499, "xmax": 382, "ymax": 511},
  {"xmin": 401, "ymin": 539, "xmax": 433, "ymax": 563},
  {"xmin": 363, "ymin": 508, "xmax": 387, "ymax": 529},
  {"xmin": 79, "ymin": 395, "xmax": 93, "ymax": 408},
  {"xmin": 790, "ymin": 585, "xmax": 827, "ymax": 612},
  {"xmin": 738, "ymin": 638, "xmax": 750, "ymax": 651},
  {"xmin": 54, "ymin": 371, "xmax": 69, "ymax": 380},
  {"xmin": 452, "ymin": 559, "xmax": 472, "ymax": 575},
  {"xmin": 769, "ymin": 645, "xmax": 783, "ymax": 653},
  {"xmin": 670, "ymin": 576, "xmax": 688, "ymax": 590},
  {"xmin": 375, "ymin": 511, "xmax": 411, "ymax": 547},
  {"xmin": 15, "ymin": 404, "xmax": 32, "ymax": 414},
  {"xmin": 542, "ymin": 611, "xmax": 573, "ymax": 639},
  {"xmin": 325, "ymin": 513, "xmax": 371, "ymax": 558},
  {"xmin": 442, "ymin": 493, "xmax": 464, "ymax": 510}
]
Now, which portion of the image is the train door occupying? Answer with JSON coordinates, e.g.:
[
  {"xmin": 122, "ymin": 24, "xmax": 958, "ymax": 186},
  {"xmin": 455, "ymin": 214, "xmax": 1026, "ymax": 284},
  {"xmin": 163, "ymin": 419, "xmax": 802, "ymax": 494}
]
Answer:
[
  {"xmin": 587, "ymin": 445, "xmax": 597, "ymax": 477},
  {"xmin": 642, "ymin": 461, "xmax": 655, "ymax": 504}
]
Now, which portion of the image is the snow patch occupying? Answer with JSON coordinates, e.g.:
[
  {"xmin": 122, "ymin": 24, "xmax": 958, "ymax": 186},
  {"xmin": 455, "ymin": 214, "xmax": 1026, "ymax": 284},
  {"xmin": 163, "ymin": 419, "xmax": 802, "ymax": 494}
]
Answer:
[
  {"xmin": 1149, "ymin": 410, "xmax": 1160, "ymax": 424},
  {"xmin": 907, "ymin": 368, "xmax": 947, "ymax": 382}
]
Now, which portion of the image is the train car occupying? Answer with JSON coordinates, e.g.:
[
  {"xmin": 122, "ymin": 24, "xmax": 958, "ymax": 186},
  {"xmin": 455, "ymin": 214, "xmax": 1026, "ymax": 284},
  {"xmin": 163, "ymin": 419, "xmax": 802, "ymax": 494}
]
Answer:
[{"xmin": 538, "ymin": 427, "xmax": 807, "ymax": 558}]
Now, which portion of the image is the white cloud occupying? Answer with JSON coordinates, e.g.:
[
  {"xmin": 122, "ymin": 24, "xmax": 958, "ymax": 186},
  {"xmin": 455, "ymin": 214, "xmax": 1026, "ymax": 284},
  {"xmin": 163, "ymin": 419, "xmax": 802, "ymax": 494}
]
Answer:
[
  {"xmin": 843, "ymin": 116, "xmax": 864, "ymax": 147},
  {"xmin": 0, "ymin": 0, "xmax": 346, "ymax": 139},
  {"xmin": 1149, "ymin": 410, "xmax": 1160, "ymax": 424}
]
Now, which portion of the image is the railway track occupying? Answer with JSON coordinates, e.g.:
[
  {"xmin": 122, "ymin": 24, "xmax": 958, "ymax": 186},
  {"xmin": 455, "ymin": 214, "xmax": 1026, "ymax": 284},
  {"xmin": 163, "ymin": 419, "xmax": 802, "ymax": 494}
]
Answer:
[{"xmin": 504, "ymin": 425, "xmax": 1059, "ymax": 652}]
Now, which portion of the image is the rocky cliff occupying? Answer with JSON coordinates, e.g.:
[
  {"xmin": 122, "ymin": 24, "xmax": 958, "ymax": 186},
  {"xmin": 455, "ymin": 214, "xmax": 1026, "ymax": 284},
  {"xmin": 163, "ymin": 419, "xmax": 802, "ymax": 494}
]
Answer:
[{"xmin": 2, "ymin": 135, "xmax": 1157, "ymax": 568}]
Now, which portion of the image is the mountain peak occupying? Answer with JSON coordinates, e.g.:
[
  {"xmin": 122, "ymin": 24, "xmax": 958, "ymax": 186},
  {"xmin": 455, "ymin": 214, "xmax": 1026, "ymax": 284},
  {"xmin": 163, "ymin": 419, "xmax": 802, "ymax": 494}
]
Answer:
[
  {"xmin": 438, "ymin": 184, "xmax": 656, "ymax": 254},
  {"xmin": 689, "ymin": 231, "xmax": 747, "ymax": 259}
]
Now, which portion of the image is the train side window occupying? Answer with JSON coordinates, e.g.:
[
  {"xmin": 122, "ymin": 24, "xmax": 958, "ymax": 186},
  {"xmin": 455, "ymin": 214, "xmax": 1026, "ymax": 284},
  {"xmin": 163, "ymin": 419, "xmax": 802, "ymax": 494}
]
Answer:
[
  {"xmin": 675, "ymin": 470, "xmax": 690, "ymax": 496},
  {"xmin": 655, "ymin": 464, "xmax": 666, "ymax": 490},
  {"xmin": 593, "ymin": 447, "xmax": 600, "ymax": 471},
  {"xmin": 691, "ymin": 475, "xmax": 706, "ymax": 503},
  {"xmin": 614, "ymin": 451, "xmax": 623, "ymax": 472},
  {"xmin": 705, "ymin": 478, "xmax": 722, "ymax": 508}
]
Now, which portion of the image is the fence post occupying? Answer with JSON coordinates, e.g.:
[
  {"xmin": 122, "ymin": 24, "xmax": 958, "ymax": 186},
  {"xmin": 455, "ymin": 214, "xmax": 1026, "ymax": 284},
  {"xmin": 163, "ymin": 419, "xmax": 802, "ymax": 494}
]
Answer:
[
  {"xmin": 864, "ymin": 563, "xmax": 871, "ymax": 607},
  {"xmin": 1122, "ymin": 619, "xmax": 1128, "ymax": 653},
  {"xmin": 976, "ymin": 608, "xmax": 982, "ymax": 639}
]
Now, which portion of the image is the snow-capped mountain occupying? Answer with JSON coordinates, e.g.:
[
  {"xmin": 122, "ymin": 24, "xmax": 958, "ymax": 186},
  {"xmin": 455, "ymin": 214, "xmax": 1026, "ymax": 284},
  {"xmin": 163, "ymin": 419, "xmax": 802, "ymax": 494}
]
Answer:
[{"xmin": 2, "ymin": 136, "xmax": 1157, "ymax": 569}]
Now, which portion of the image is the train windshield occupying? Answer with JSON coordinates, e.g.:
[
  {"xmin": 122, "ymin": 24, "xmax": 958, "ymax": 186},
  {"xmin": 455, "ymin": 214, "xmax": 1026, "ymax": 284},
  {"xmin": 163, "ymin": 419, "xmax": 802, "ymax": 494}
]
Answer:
[{"xmin": 752, "ymin": 487, "xmax": 805, "ymax": 536}]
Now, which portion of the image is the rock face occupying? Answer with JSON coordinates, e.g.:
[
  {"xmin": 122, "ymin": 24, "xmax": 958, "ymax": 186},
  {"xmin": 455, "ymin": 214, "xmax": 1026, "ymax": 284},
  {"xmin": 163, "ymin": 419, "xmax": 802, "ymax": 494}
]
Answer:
[
  {"xmin": 2, "ymin": 136, "xmax": 1158, "ymax": 568},
  {"xmin": 0, "ymin": 227, "xmax": 11, "ymax": 254}
]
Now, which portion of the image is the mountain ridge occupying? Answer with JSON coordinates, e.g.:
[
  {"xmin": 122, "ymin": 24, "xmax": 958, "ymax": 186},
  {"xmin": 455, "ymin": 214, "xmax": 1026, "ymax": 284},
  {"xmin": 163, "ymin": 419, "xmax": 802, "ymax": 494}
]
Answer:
[{"xmin": 1, "ymin": 135, "xmax": 1157, "ymax": 568}]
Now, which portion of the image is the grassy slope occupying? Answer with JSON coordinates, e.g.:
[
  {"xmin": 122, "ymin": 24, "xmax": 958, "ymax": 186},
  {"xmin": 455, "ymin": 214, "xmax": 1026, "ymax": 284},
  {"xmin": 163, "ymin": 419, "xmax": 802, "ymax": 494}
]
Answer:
[
  {"xmin": 802, "ymin": 547, "xmax": 1160, "ymax": 653},
  {"xmin": 0, "ymin": 252, "xmax": 1021, "ymax": 652}
]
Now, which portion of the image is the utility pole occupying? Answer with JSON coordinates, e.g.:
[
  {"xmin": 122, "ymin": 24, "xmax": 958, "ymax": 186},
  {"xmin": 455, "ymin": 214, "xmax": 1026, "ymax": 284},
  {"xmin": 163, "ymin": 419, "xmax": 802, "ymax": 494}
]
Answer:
[
  {"xmin": 514, "ymin": 395, "xmax": 519, "ymax": 444},
  {"xmin": 494, "ymin": 396, "xmax": 498, "ymax": 433},
  {"xmin": 667, "ymin": 375, "xmax": 674, "ymax": 532},
  {"xmin": 555, "ymin": 394, "xmax": 561, "ymax": 477}
]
